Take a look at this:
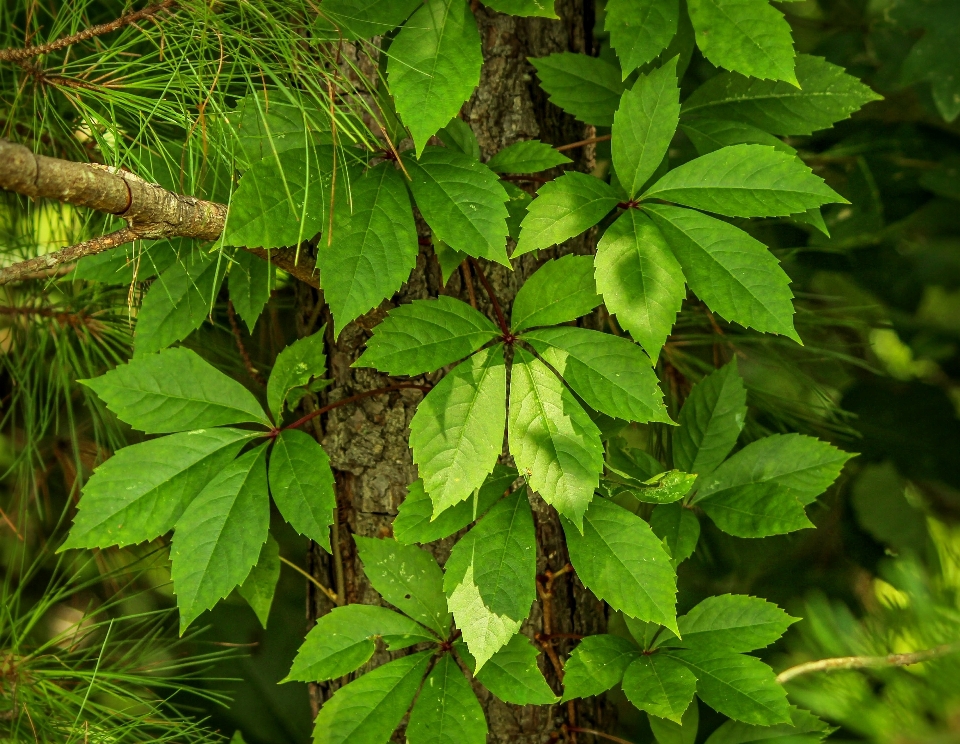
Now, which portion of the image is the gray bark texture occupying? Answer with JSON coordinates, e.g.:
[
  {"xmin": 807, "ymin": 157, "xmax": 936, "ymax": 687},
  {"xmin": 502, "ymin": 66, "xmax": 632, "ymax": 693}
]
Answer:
[{"xmin": 300, "ymin": 3, "xmax": 615, "ymax": 741}]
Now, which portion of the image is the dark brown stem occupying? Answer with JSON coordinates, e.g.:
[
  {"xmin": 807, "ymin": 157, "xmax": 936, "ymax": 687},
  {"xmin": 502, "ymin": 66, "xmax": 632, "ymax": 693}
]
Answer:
[
  {"xmin": 226, "ymin": 300, "xmax": 265, "ymax": 386},
  {"xmin": 567, "ymin": 727, "xmax": 635, "ymax": 744},
  {"xmin": 556, "ymin": 134, "xmax": 612, "ymax": 153},
  {"xmin": 0, "ymin": 1, "xmax": 177, "ymax": 63},
  {"xmin": 460, "ymin": 261, "xmax": 478, "ymax": 309},
  {"xmin": 467, "ymin": 257, "xmax": 510, "ymax": 339},
  {"xmin": 279, "ymin": 383, "xmax": 431, "ymax": 434}
]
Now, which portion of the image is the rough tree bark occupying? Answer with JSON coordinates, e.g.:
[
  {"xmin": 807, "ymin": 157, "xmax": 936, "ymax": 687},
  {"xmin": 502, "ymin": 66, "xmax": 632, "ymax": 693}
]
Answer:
[{"xmin": 299, "ymin": 3, "xmax": 616, "ymax": 742}]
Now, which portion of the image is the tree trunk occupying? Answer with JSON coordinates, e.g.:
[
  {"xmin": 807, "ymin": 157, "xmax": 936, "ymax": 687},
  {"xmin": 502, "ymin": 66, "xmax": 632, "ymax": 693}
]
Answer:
[{"xmin": 301, "ymin": 3, "xmax": 614, "ymax": 741}]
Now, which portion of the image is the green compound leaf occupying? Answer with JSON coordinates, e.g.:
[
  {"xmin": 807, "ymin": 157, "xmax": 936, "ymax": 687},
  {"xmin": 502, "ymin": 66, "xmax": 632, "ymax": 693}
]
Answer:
[
  {"xmin": 356, "ymin": 296, "xmax": 499, "ymax": 376},
  {"xmin": 443, "ymin": 491, "xmax": 537, "ymax": 669},
  {"xmin": 613, "ymin": 57, "xmax": 681, "ymax": 198},
  {"xmin": 650, "ymin": 700, "xmax": 700, "ymax": 744},
  {"xmin": 595, "ymin": 210, "xmax": 685, "ymax": 363},
  {"xmin": 508, "ymin": 347, "xmax": 604, "ymax": 530},
  {"xmin": 314, "ymin": 0, "xmax": 422, "ymax": 40},
  {"xmin": 699, "ymin": 482, "xmax": 813, "ymax": 538},
  {"xmin": 487, "ymin": 140, "xmax": 571, "ymax": 174},
  {"xmin": 677, "ymin": 594, "xmax": 798, "ymax": 654},
  {"xmin": 482, "ymin": 0, "xmax": 557, "ymax": 17},
  {"xmin": 641, "ymin": 145, "xmax": 845, "ymax": 218},
  {"xmin": 319, "ymin": 163, "xmax": 418, "ymax": 336},
  {"xmin": 393, "ymin": 467, "xmax": 517, "ymax": 545},
  {"xmin": 223, "ymin": 146, "xmax": 331, "ymax": 250},
  {"xmin": 650, "ymin": 502, "xmax": 701, "ymax": 566},
  {"xmin": 410, "ymin": 345, "xmax": 507, "ymax": 516},
  {"xmin": 171, "ymin": 444, "xmax": 270, "ymax": 633},
  {"xmin": 135, "ymin": 249, "xmax": 227, "ymax": 355},
  {"xmin": 287, "ymin": 604, "xmax": 436, "ymax": 683},
  {"xmin": 523, "ymin": 327, "xmax": 671, "ymax": 424},
  {"xmin": 355, "ymin": 537, "xmax": 451, "ymax": 638},
  {"xmin": 229, "ymin": 250, "xmax": 275, "ymax": 333},
  {"xmin": 673, "ymin": 360, "xmax": 747, "ymax": 476},
  {"xmin": 455, "ymin": 634, "xmax": 558, "ymax": 705},
  {"xmin": 84, "ymin": 347, "xmax": 271, "ymax": 434},
  {"xmin": 668, "ymin": 649, "xmax": 791, "ymax": 726},
  {"xmin": 407, "ymin": 655, "xmax": 487, "ymax": 744},
  {"xmin": 530, "ymin": 53, "xmax": 626, "ymax": 126},
  {"xmin": 703, "ymin": 706, "xmax": 832, "ymax": 744},
  {"xmin": 681, "ymin": 55, "xmax": 881, "ymax": 136},
  {"xmin": 680, "ymin": 119, "xmax": 794, "ymax": 157},
  {"xmin": 515, "ymin": 172, "xmax": 621, "ymax": 257},
  {"xmin": 63, "ymin": 428, "xmax": 256, "ymax": 550},
  {"xmin": 561, "ymin": 634, "xmax": 641, "ymax": 701},
  {"xmin": 312, "ymin": 651, "xmax": 432, "ymax": 744},
  {"xmin": 686, "ymin": 0, "xmax": 796, "ymax": 84},
  {"xmin": 694, "ymin": 433, "xmax": 854, "ymax": 506},
  {"xmin": 622, "ymin": 654, "xmax": 697, "ymax": 723},
  {"xmin": 511, "ymin": 255, "xmax": 602, "ymax": 332},
  {"xmin": 438, "ymin": 118, "xmax": 482, "ymax": 160},
  {"xmin": 563, "ymin": 497, "xmax": 677, "ymax": 630},
  {"xmin": 389, "ymin": 0, "xmax": 482, "ymax": 154},
  {"xmin": 266, "ymin": 329, "xmax": 327, "ymax": 422},
  {"xmin": 269, "ymin": 430, "xmax": 336, "ymax": 552},
  {"xmin": 238, "ymin": 533, "xmax": 281, "ymax": 628},
  {"xmin": 605, "ymin": 0, "xmax": 680, "ymax": 77},
  {"xmin": 404, "ymin": 147, "xmax": 510, "ymax": 265},
  {"xmin": 643, "ymin": 204, "xmax": 799, "ymax": 342}
]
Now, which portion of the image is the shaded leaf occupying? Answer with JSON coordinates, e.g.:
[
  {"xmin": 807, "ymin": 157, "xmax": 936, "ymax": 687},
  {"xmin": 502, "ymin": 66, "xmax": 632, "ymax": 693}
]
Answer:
[
  {"xmin": 650, "ymin": 699, "xmax": 699, "ymax": 744},
  {"xmin": 680, "ymin": 119, "xmax": 794, "ymax": 157},
  {"xmin": 704, "ymin": 706, "xmax": 832, "ymax": 744},
  {"xmin": 314, "ymin": 0, "xmax": 422, "ymax": 40},
  {"xmin": 511, "ymin": 255, "xmax": 602, "ymax": 332},
  {"xmin": 482, "ymin": 0, "xmax": 558, "ymax": 17},
  {"xmin": 438, "ymin": 118, "xmax": 482, "ymax": 160},
  {"xmin": 229, "ymin": 250, "xmax": 275, "ymax": 333},
  {"xmin": 561, "ymin": 634, "xmax": 641, "ymax": 701},
  {"xmin": 606, "ymin": 0, "xmax": 680, "ymax": 77},
  {"xmin": 266, "ymin": 329, "xmax": 327, "ymax": 422},
  {"xmin": 650, "ymin": 502, "xmax": 700, "ymax": 566},
  {"xmin": 238, "ymin": 533, "xmax": 280, "ymax": 628},
  {"xmin": 486, "ymin": 140, "xmax": 571, "ymax": 174},
  {"xmin": 530, "ymin": 53, "xmax": 626, "ymax": 126},
  {"xmin": 623, "ymin": 654, "xmax": 697, "ymax": 723},
  {"xmin": 269, "ymin": 429, "xmax": 336, "ymax": 552},
  {"xmin": 698, "ymin": 482, "xmax": 813, "ymax": 538}
]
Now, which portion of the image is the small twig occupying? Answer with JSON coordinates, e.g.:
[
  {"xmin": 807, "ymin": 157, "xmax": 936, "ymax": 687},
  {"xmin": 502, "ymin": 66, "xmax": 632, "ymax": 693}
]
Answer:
[
  {"xmin": 279, "ymin": 555, "xmax": 340, "ymax": 605},
  {"xmin": 460, "ymin": 260, "xmax": 477, "ymax": 309},
  {"xmin": 278, "ymin": 382, "xmax": 431, "ymax": 434},
  {"xmin": 556, "ymin": 134, "xmax": 612, "ymax": 153},
  {"xmin": 467, "ymin": 257, "xmax": 510, "ymax": 338},
  {"xmin": 0, "ymin": 228, "xmax": 135, "ymax": 285},
  {"xmin": 776, "ymin": 642, "xmax": 960, "ymax": 684},
  {"xmin": 567, "ymin": 727, "xmax": 635, "ymax": 744},
  {"xmin": 226, "ymin": 300, "xmax": 265, "ymax": 386}
]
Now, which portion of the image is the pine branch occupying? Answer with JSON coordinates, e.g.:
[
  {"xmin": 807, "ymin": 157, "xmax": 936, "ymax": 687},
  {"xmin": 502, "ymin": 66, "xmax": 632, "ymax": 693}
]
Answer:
[
  {"xmin": 0, "ymin": 1, "xmax": 178, "ymax": 63},
  {"xmin": 776, "ymin": 641, "xmax": 960, "ymax": 684},
  {"xmin": 0, "ymin": 139, "xmax": 319, "ymax": 287}
]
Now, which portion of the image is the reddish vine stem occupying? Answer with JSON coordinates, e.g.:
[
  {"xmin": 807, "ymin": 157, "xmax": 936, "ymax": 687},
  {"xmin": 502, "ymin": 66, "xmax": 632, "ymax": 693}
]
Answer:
[
  {"xmin": 467, "ymin": 257, "xmax": 511, "ymax": 340},
  {"xmin": 226, "ymin": 300, "xmax": 265, "ymax": 386},
  {"xmin": 555, "ymin": 134, "xmax": 612, "ymax": 153},
  {"xmin": 274, "ymin": 382, "xmax": 431, "ymax": 436},
  {"xmin": 566, "ymin": 726, "xmax": 634, "ymax": 744}
]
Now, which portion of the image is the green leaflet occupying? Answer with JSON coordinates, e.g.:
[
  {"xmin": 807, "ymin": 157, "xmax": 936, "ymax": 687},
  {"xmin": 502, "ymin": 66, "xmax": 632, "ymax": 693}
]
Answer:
[
  {"xmin": 561, "ymin": 634, "xmax": 641, "ymax": 701},
  {"xmin": 650, "ymin": 700, "xmax": 699, "ymax": 744},
  {"xmin": 319, "ymin": 162, "xmax": 418, "ymax": 336},
  {"xmin": 595, "ymin": 210, "xmax": 685, "ymax": 362},
  {"xmin": 393, "ymin": 467, "xmax": 517, "ymax": 545},
  {"xmin": 523, "ymin": 327, "xmax": 671, "ymax": 423},
  {"xmin": 680, "ymin": 119, "xmax": 794, "ymax": 157},
  {"xmin": 503, "ymin": 180, "xmax": 532, "ymax": 239},
  {"xmin": 355, "ymin": 296, "xmax": 499, "ymax": 376},
  {"xmin": 686, "ymin": 0, "xmax": 796, "ymax": 84},
  {"xmin": 667, "ymin": 649, "xmax": 791, "ymax": 726},
  {"xmin": 266, "ymin": 329, "xmax": 327, "ymax": 422},
  {"xmin": 605, "ymin": 0, "xmax": 680, "ymax": 77},
  {"xmin": 622, "ymin": 654, "xmax": 697, "ymax": 723},
  {"xmin": 508, "ymin": 348, "xmax": 604, "ymax": 529},
  {"xmin": 455, "ymin": 635, "xmax": 558, "ymax": 705},
  {"xmin": 171, "ymin": 444, "xmax": 270, "ymax": 632},
  {"xmin": 511, "ymin": 254, "xmax": 602, "ymax": 332},
  {"xmin": 698, "ymin": 482, "xmax": 814, "ymax": 537},
  {"xmin": 286, "ymin": 604, "xmax": 436, "ymax": 683},
  {"xmin": 229, "ymin": 250, "xmax": 275, "ymax": 333},
  {"xmin": 62, "ymin": 428, "xmax": 255, "ymax": 550},
  {"xmin": 676, "ymin": 594, "xmax": 797, "ymax": 653},
  {"xmin": 268, "ymin": 430, "xmax": 336, "ymax": 552},
  {"xmin": 563, "ymin": 497, "xmax": 678, "ymax": 630},
  {"xmin": 83, "ymin": 347, "xmax": 271, "ymax": 434},
  {"xmin": 443, "ymin": 491, "xmax": 536, "ymax": 669},
  {"xmin": 223, "ymin": 146, "xmax": 331, "ymax": 249},
  {"xmin": 530, "ymin": 53, "xmax": 626, "ymax": 126},
  {"xmin": 643, "ymin": 204, "xmax": 799, "ymax": 342},
  {"xmin": 403, "ymin": 147, "xmax": 510, "ymax": 265},
  {"xmin": 406, "ymin": 655, "xmax": 487, "ymax": 744},
  {"xmin": 673, "ymin": 360, "xmax": 747, "ymax": 476},
  {"xmin": 613, "ymin": 58, "xmax": 681, "ymax": 198},
  {"xmin": 681, "ymin": 55, "xmax": 882, "ymax": 136},
  {"xmin": 313, "ymin": 0, "xmax": 422, "ymax": 41},
  {"xmin": 694, "ymin": 433, "xmax": 854, "ymax": 506},
  {"xmin": 641, "ymin": 145, "xmax": 845, "ymax": 218},
  {"xmin": 514, "ymin": 172, "xmax": 621, "ymax": 256},
  {"xmin": 135, "ymin": 248, "xmax": 227, "ymax": 355},
  {"xmin": 388, "ymin": 0, "xmax": 482, "ymax": 154},
  {"xmin": 238, "ymin": 533, "xmax": 280, "ymax": 628},
  {"xmin": 438, "ymin": 118, "xmax": 481, "ymax": 160},
  {"xmin": 312, "ymin": 651, "xmax": 432, "ymax": 744},
  {"xmin": 410, "ymin": 345, "xmax": 506, "ymax": 516},
  {"xmin": 703, "ymin": 706, "xmax": 832, "ymax": 744},
  {"xmin": 482, "ymin": 0, "xmax": 558, "ymax": 17},
  {"xmin": 634, "ymin": 471, "xmax": 698, "ymax": 504},
  {"xmin": 650, "ymin": 502, "xmax": 700, "ymax": 566},
  {"xmin": 486, "ymin": 140, "xmax": 571, "ymax": 174},
  {"xmin": 227, "ymin": 91, "xmax": 329, "ymax": 167},
  {"xmin": 355, "ymin": 537, "xmax": 451, "ymax": 638}
]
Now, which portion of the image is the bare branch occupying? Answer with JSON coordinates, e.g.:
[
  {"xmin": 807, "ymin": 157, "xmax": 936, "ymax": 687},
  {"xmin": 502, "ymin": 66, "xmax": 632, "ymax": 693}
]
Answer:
[
  {"xmin": 776, "ymin": 641, "xmax": 960, "ymax": 684},
  {"xmin": 0, "ymin": 228, "xmax": 135, "ymax": 285},
  {"xmin": 0, "ymin": 1, "xmax": 178, "ymax": 63}
]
